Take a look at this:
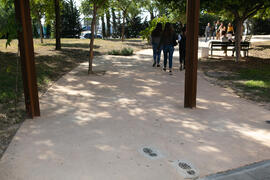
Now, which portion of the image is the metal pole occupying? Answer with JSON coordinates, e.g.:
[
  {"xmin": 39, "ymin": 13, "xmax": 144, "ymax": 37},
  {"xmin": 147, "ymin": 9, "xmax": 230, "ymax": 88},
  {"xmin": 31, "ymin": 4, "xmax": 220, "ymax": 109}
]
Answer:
[
  {"xmin": 184, "ymin": 0, "xmax": 200, "ymax": 108},
  {"xmin": 14, "ymin": 0, "xmax": 40, "ymax": 117}
]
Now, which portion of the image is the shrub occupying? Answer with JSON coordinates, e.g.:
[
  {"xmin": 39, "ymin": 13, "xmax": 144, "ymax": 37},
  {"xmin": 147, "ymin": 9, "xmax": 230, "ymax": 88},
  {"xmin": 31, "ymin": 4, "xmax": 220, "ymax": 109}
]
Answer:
[
  {"xmin": 108, "ymin": 49, "xmax": 121, "ymax": 55},
  {"xmin": 108, "ymin": 48, "xmax": 133, "ymax": 56},
  {"xmin": 121, "ymin": 48, "xmax": 133, "ymax": 56}
]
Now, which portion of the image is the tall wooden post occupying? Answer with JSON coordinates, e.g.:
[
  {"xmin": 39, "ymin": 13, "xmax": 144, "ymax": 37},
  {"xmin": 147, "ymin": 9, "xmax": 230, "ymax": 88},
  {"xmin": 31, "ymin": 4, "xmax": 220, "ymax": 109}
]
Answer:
[
  {"xmin": 184, "ymin": 0, "xmax": 200, "ymax": 108},
  {"xmin": 14, "ymin": 0, "xmax": 40, "ymax": 118}
]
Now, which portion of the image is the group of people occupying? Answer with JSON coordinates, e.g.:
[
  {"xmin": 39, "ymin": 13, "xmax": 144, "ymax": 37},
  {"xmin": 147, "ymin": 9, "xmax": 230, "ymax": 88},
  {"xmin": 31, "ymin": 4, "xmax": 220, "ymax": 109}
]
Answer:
[
  {"xmin": 205, "ymin": 21, "xmax": 234, "ymax": 42},
  {"xmin": 151, "ymin": 22, "xmax": 186, "ymax": 75}
]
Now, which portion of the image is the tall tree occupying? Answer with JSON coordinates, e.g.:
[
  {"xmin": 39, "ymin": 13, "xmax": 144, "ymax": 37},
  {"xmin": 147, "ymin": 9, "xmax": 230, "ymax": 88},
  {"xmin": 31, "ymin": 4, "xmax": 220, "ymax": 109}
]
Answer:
[
  {"xmin": 101, "ymin": 12, "xmax": 106, "ymax": 37},
  {"xmin": 30, "ymin": 0, "xmax": 46, "ymax": 43},
  {"xmin": 61, "ymin": 0, "xmax": 81, "ymax": 38},
  {"xmin": 113, "ymin": 0, "xmax": 133, "ymax": 41},
  {"xmin": 81, "ymin": 0, "xmax": 108, "ymax": 74},
  {"xmin": 106, "ymin": 9, "xmax": 111, "ymax": 37},
  {"xmin": 111, "ymin": 7, "xmax": 117, "ymax": 37},
  {"xmin": 54, "ymin": 0, "xmax": 61, "ymax": 50}
]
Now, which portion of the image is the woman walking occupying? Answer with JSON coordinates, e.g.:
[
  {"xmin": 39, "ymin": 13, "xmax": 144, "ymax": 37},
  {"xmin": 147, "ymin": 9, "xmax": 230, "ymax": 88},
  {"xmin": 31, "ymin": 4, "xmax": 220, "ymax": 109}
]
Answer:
[
  {"xmin": 159, "ymin": 22, "xmax": 178, "ymax": 75},
  {"xmin": 151, "ymin": 23, "xmax": 163, "ymax": 67}
]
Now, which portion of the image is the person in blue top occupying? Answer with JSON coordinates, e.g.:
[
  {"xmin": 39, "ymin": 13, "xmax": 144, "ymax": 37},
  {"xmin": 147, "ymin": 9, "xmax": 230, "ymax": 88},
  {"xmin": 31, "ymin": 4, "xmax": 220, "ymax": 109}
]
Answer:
[
  {"xmin": 158, "ymin": 22, "xmax": 178, "ymax": 75},
  {"xmin": 151, "ymin": 23, "xmax": 163, "ymax": 67}
]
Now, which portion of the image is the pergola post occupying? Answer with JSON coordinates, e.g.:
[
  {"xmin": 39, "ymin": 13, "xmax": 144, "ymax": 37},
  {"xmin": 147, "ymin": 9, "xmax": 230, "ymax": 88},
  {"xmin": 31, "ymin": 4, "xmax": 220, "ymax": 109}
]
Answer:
[
  {"xmin": 14, "ymin": 0, "xmax": 40, "ymax": 118},
  {"xmin": 184, "ymin": 0, "xmax": 200, "ymax": 108}
]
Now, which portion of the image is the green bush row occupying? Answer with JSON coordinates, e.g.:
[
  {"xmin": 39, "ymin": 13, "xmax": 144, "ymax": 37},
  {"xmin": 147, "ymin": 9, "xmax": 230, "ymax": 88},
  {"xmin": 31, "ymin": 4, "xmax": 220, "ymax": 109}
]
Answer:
[{"xmin": 108, "ymin": 48, "xmax": 134, "ymax": 56}]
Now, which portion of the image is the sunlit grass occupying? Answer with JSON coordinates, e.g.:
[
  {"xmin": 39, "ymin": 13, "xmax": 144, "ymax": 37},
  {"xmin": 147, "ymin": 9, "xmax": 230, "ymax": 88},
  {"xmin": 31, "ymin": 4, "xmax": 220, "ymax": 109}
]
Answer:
[{"xmin": 244, "ymin": 80, "xmax": 270, "ymax": 88}]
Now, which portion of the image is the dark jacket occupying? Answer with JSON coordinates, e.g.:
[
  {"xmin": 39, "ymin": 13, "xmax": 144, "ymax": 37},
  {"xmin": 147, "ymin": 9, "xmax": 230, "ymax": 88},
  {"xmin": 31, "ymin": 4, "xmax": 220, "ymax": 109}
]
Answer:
[
  {"xmin": 159, "ymin": 32, "xmax": 178, "ymax": 47},
  {"xmin": 179, "ymin": 34, "xmax": 186, "ymax": 52}
]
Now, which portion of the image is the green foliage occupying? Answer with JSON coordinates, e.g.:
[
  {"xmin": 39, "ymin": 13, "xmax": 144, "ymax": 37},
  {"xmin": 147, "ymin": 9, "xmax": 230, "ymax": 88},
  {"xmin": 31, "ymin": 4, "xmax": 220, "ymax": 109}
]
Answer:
[
  {"xmin": 199, "ymin": 13, "xmax": 220, "ymax": 36},
  {"xmin": 0, "ymin": 0, "xmax": 18, "ymax": 46},
  {"xmin": 108, "ymin": 47, "xmax": 133, "ymax": 56},
  {"xmin": 0, "ymin": 53, "xmax": 22, "ymax": 104},
  {"xmin": 61, "ymin": 0, "xmax": 82, "ymax": 38},
  {"xmin": 125, "ymin": 15, "xmax": 148, "ymax": 38},
  {"xmin": 250, "ymin": 18, "xmax": 270, "ymax": 35},
  {"xmin": 140, "ymin": 16, "xmax": 170, "ymax": 42}
]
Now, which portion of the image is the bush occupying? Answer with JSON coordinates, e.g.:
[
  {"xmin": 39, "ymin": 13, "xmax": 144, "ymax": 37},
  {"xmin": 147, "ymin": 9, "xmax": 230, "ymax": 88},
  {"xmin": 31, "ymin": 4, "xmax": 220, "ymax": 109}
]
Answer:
[{"xmin": 108, "ymin": 48, "xmax": 133, "ymax": 56}]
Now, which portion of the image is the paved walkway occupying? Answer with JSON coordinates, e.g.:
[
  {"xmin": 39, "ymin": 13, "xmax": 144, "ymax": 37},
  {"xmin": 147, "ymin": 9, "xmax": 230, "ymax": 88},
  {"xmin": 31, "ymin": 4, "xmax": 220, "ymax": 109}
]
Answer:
[{"xmin": 0, "ymin": 49, "xmax": 270, "ymax": 180}]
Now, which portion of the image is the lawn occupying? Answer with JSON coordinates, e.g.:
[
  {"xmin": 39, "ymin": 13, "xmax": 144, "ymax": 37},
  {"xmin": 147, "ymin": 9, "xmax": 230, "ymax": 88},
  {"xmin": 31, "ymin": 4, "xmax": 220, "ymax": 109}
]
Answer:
[
  {"xmin": 200, "ymin": 41, "xmax": 270, "ymax": 110},
  {"xmin": 0, "ymin": 38, "xmax": 150, "ymax": 158}
]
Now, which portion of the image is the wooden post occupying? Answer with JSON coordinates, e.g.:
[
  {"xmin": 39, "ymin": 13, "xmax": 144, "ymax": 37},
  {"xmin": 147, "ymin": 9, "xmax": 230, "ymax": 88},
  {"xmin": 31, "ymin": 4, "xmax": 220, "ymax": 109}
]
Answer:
[
  {"xmin": 184, "ymin": 0, "xmax": 200, "ymax": 108},
  {"xmin": 14, "ymin": 0, "xmax": 40, "ymax": 118}
]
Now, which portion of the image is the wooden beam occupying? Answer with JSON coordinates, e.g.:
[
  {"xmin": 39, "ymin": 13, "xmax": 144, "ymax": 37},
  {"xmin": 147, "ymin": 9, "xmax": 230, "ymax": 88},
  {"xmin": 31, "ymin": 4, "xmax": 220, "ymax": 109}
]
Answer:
[
  {"xmin": 184, "ymin": 0, "xmax": 200, "ymax": 108},
  {"xmin": 14, "ymin": 0, "xmax": 40, "ymax": 118}
]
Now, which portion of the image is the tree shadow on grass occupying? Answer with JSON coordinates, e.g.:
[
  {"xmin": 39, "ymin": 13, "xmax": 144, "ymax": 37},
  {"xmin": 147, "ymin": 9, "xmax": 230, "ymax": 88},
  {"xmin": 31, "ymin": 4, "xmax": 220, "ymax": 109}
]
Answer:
[{"xmin": 41, "ymin": 43, "xmax": 101, "ymax": 49}]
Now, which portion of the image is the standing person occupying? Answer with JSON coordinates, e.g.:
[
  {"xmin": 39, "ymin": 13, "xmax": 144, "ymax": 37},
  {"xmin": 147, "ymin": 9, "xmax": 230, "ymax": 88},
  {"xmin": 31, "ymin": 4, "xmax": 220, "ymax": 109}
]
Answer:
[
  {"xmin": 221, "ymin": 31, "xmax": 229, "ymax": 56},
  {"xmin": 159, "ymin": 22, "xmax": 178, "ymax": 75},
  {"xmin": 205, "ymin": 22, "xmax": 211, "ymax": 42},
  {"xmin": 219, "ymin": 22, "xmax": 226, "ymax": 38},
  {"xmin": 227, "ymin": 22, "xmax": 234, "ymax": 40},
  {"xmin": 179, "ymin": 26, "xmax": 186, "ymax": 71},
  {"xmin": 214, "ymin": 20, "xmax": 220, "ymax": 40},
  {"xmin": 151, "ymin": 23, "xmax": 163, "ymax": 67}
]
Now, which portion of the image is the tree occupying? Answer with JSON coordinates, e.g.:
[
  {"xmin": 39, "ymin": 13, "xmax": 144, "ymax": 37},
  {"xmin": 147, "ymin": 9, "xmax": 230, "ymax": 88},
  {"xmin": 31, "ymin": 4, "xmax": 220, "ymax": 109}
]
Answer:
[
  {"xmin": 157, "ymin": 0, "xmax": 186, "ymax": 23},
  {"xmin": 54, "ymin": 0, "xmax": 61, "ymax": 50},
  {"xmin": 81, "ymin": 0, "xmax": 108, "ymax": 74},
  {"xmin": 61, "ymin": 0, "xmax": 81, "ymax": 38},
  {"xmin": 201, "ymin": 0, "xmax": 270, "ymax": 62},
  {"xmin": 101, "ymin": 12, "xmax": 106, "ymax": 37},
  {"xmin": 30, "ymin": 0, "xmax": 46, "ymax": 43},
  {"xmin": 111, "ymin": 7, "xmax": 117, "ymax": 37},
  {"xmin": 0, "ymin": 0, "xmax": 18, "ymax": 46},
  {"xmin": 106, "ymin": 9, "xmax": 111, "ymax": 37},
  {"xmin": 112, "ymin": 0, "xmax": 133, "ymax": 41}
]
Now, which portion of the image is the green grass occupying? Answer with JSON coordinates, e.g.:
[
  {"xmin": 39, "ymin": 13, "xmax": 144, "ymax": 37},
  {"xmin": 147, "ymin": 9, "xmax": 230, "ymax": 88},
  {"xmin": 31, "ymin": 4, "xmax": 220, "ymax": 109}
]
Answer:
[{"xmin": 221, "ymin": 66, "xmax": 270, "ymax": 102}]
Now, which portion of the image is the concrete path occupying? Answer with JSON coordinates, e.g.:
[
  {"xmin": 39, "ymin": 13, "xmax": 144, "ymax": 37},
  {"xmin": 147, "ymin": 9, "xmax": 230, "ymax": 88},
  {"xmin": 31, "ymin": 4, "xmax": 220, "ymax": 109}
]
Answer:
[{"xmin": 0, "ymin": 49, "xmax": 270, "ymax": 180}]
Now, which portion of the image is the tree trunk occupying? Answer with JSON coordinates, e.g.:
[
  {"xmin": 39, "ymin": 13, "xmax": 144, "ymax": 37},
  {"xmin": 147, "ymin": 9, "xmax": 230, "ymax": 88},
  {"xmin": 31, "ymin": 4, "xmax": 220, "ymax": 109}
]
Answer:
[
  {"xmin": 121, "ymin": 11, "xmax": 126, "ymax": 42},
  {"xmin": 55, "ymin": 0, "xmax": 61, "ymax": 50},
  {"xmin": 111, "ymin": 7, "xmax": 117, "ymax": 36},
  {"xmin": 106, "ymin": 10, "xmax": 111, "ymax": 37},
  {"xmin": 88, "ymin": 3, "xmax": 97, "ymax": 74},
  {"xmin": 38, "ymin": 15, "xmax": 44, "ymax": 44},
  {"xmin": 150, "ymin": 11, "xmax": 154, "ymax": 20},
  {"xmin": 117, "ymin": 11, "xmax": 122, "ymax": 38},
  {"xmin": 101, "ymin": 13, "xmax": 106, "ymax": 38},
  {"xmin": 235, "ymin": 19, "xmax": 243, "ymax": 62}
]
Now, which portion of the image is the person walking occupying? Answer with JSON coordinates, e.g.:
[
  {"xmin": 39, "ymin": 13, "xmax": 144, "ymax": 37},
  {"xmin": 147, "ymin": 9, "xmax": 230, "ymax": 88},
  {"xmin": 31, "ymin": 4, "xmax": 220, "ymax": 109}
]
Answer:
[
  {"xmin": 158, "ymin": 22, "xmax": 178, "ymax": 75},
  {"xmin": 151, "ymin": 23, "xmax": 163, "ymax": 67},
  {"xmin": 179, "ymin": 26, "xmax": 186, "ymax": 71},
  {"xmin": 205, "ymin": 22, "xmax": 211, "ymax": 42}
]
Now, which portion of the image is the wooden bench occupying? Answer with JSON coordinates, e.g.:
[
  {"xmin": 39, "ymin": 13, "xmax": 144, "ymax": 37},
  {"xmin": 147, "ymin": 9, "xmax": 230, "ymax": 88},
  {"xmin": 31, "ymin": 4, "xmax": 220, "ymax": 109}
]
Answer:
[{"xmin": 210, "ymin": 41, "xmax": 250, "ymax": 57}]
